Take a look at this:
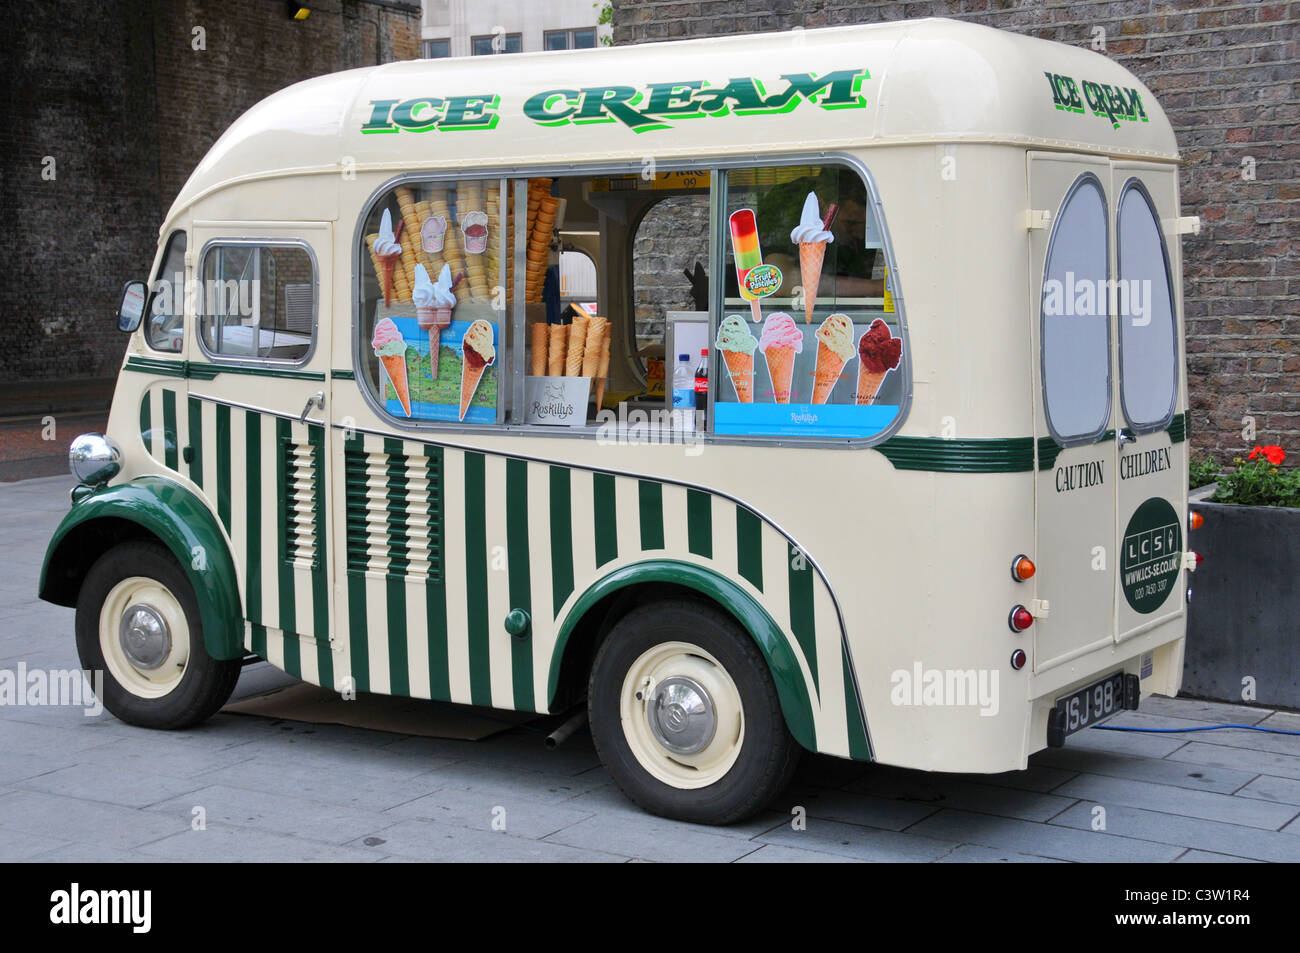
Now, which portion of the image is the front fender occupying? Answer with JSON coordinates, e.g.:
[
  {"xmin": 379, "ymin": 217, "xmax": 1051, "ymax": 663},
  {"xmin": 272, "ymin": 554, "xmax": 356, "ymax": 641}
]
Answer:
[
  {"xmin": 547, "ymin": 559, "xmax": 817, "ymax": 751},
  {"xmin": 39, "ymin": 476, "xmax": 245, "ymax": 661}
]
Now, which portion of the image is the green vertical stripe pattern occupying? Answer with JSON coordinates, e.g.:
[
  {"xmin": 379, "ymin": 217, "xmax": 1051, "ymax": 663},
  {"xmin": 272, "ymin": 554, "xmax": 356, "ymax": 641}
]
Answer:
[
  {"xmin": 187, "ymin": 397, "xmax": 203, "ymax": 488},
  {"xmin": 638, "ymin": 481, "xmax": 664, "ymax": 551},
  {"xmin": 592, "ymin": 473, "xmax": 618, "ymax": 567},
  {"xmin": 215, "ymin": 404, "xmax": 231, "ymax": 532},
  {"xmin": 309, "ymin": 423, "xmax": 332, "ymax": 692},
  {"xmin": 275, "ymin": 418, "xmax": 299, "ymax": 678},
  {"xmin": 345, "ymin": 431, "xmax": 369, "ymax": 692},
  {"xmin": 244, "ymin": 412, "xmax": 262, "ymax": 627},
  {"xmin": 506, "ymin": 459, "xmax": 534, "ymax": 711},
  {"xmin": 383, "ymin": 438, "xmax": 410, "ymax": 697},
  {"xmin": 549, "ymin": 466, "xmax": 574, "ymax": 616},
  {"xmin": 463, "ymin": 452, "xmax": 491, "ymax": 706},
  {"xmin": 787, "ymin": 544, "xmax": 818, "ymax": 693},
  {"xmin": 736, "ymin": 508, "xmax": 763, "ymax": 591},
  {"xmin": 687, "ymin": 489, "xmax": 712, "ymax": 558},
  {"xmin": 842, "ymin": 646, "xmax": 870, "ymax": 760},
  {"xmin": 138, "ymin": 394, "xmax": 151, "ymax": 456},
  {"xmin": 424, "ymin": 444, "xmax": 450, "ymax": 699},
  {"xmin": 250, "ymin": 623, "xmax": 268, "ymax": 659},
  {"xmin": 161, "ymin": 390, "xmax": 178, "ymax": 471}
]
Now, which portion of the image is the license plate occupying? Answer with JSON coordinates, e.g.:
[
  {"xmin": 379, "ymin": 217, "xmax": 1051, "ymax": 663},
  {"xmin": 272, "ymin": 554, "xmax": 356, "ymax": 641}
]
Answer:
[{"xmin": 1054, "ymin": 671, "xmax": 1127, "ymax": 738}]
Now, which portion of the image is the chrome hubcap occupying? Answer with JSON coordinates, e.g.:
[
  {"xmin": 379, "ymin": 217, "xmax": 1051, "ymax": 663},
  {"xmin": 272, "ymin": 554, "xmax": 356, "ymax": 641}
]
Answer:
[
  {"xmin": 118, "ymin": 604, "xmax": 171, "ymax": 670},
  {"xmin": 646, "ymin": 675, "xmax": 716, "ymax": 755}
]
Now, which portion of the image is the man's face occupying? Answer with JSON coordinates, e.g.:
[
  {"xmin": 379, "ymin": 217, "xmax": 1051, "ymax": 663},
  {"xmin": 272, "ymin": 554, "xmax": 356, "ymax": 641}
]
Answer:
[{"xmin": 839, "ymin": 199, "xmax": 867, "ymax": 239}]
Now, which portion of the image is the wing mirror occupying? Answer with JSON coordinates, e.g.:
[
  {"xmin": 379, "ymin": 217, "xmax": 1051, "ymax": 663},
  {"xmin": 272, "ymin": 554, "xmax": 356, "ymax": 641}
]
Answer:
[{"xmin": 118, "ymin": 280, "xmax": 148, "ymax": 332}]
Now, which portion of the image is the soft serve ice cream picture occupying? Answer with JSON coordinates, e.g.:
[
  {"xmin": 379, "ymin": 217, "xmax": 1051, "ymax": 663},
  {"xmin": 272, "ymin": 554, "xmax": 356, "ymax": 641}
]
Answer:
[
  {"xmin": 372, "ymin": 317, "xmax": 412, "ymax": 417},
  {"xmin": 715, "ymin": 315, "xmax": 758, "ymax": 403},
  {"xmin": 414, "ymin": 263, "xmax": 456, "ymax": 379},
  {"xmin": 370, "ymin": 209, "xmax": 404, "ymax": 306},
  {"xmin": 791, "ymin": 192, "xmax": 837, "ymax": 324}
]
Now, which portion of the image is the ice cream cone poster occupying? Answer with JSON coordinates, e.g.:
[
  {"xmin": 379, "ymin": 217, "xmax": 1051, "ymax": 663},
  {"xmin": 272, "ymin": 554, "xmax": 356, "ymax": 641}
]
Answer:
[
  {"xmin": 372, "ymin": 315, "xmax": 498, "ymax": 423},
  {"xmin": 729, "ymin": 209, "xmax": 777, "ymax": 322},
  {"xmin": 372, "ymin": 209, "xmax": 403, "ymax": 307},
  {"xmin": 421, "ymin": 213, "xmax": 447, "ymax": 253},
  {"xmin": 414, "ymin": 263, "xmax": 455, "ymax": 380},
  {"xmin": 791, "ymin": 192, "xmax": 837, "ymax": 324},
  {"xmin": 715, "ymin": 315, "xmax": 757, "ymax": 403},
  {"xmin": 712, "ymin": 313, "xmax": 905, "ymax": 438}
]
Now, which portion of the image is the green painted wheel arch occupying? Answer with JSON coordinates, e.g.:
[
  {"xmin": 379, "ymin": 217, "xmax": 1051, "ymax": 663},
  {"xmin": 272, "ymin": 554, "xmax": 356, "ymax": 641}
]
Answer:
[
  {"xmin": 547, "ymin": 559, "xmax": 818, "ymax": 751},
  {"xmin": 38, "ymin": 476, "xmax": 245, "ymax": 661}
]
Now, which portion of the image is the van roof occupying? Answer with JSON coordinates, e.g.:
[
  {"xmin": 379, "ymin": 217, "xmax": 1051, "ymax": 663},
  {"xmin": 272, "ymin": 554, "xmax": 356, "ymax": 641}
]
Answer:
[{"xmin": 168, "ymin": 18, "xmax": 1178, "ymax": 225}]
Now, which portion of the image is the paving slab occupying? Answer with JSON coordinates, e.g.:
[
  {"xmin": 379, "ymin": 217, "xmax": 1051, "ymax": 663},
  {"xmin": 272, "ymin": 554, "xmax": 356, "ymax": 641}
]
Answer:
[
  {"xmin": 353, "ymin": 818, "xmax": 627, "ymax": 862},
  {"xmin": 1049, "ymin": 802, "xmax": 1300, "ymax": 863},
  {"xmin": 1051, "ymin": 773, "xmax": 1298, "ymax": 830},
  {"xmin": 908, "ymin": 809, "xmax": 1185, "ymax": 863}
]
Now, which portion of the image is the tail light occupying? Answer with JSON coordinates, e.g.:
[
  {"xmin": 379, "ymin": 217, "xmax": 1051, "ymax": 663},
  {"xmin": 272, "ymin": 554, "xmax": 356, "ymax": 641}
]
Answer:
[
  {"xmin": 1193, "ymin": 551, "xmax": 1203, "ymax": 567},
  {"xmin": 1010, "ymin": 649, "xmax": 1027, "ymax": 670},
  {"xmin": 1011, "ymin": 555, "xmax": 1036, "ymax": 581},
  {"xmin": 1190, "ymin": 511, "xmax": 1204, "ymax": 530},
  {"xmin": 1008, "ymin": 605, "xmax": 1034, "ymax": 632}
]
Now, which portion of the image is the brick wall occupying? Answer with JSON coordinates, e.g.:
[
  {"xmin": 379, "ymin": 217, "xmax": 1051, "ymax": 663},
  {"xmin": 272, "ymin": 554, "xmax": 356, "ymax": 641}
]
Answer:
[
  {"xmin": 633, "ymin": 196, "xmax": 711, "ymax": 348},
  {"xmin": 614, "ymin": 0, "xmax": 1300, "ymax": 464},
  {"xmin": 0, "ymin": 0, "xmax": 418, "ymax": 406}
]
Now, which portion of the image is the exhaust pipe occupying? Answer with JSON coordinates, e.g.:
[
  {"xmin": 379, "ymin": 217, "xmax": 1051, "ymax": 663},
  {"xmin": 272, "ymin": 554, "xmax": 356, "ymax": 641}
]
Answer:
[{"xmin": 545, "ymin": 708, "xmax": 588, "ymax": 749}]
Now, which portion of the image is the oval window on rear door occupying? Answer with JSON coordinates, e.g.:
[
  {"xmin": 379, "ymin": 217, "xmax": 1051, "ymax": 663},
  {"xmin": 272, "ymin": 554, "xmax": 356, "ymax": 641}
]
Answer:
[
  {"xmin": 1041, "ymin": 173, "xmax": 1111, "ymax": 446},
  {"xmin": 1117, "ymin": 179, "xmax": 1178, "ymax": 433}
]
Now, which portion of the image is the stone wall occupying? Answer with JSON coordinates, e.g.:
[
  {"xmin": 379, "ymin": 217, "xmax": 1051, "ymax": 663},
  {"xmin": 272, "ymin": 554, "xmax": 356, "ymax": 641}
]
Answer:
[{"xmin": 613, "ymin": 0, "xmax": 1300, "ymax": 463}]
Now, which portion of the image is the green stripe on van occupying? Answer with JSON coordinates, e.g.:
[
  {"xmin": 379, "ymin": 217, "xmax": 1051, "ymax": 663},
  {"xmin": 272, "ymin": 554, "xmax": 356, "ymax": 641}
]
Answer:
[
  {"xmin": 687, "ymin": 489, "xmax": 712, "ymax": 558},
  {"xmin": 161, "ymin": 390, "xmax": 178, "ymax": 471},
  {"xmin": 787, "ymin": 545, "xmax": 818, "ymax": 694},
  {"xmin": 506, "ymin": 459, "xmax": 534, "ymax": 711},
  {"xmin": 310, "ymin": 424, "xmax": 332, "ymax": 692},
  {"xmin": 736, "ymin": 508, "xmax": 763, "ymax": 591},
  {"xmin": 250, "ymin": 623, "xmax": 268, "ymax": 659},
  {"xmin": 424, "ymin": 443, "xmax": 450, "ymax": 700},
  {"xmin": 345, "ymin": 432, "xmax": 370, "ymax": 692},
  {"xmin": 549, "ymin": 466, "xmax": 574, "ymax": 616},
  {"xmin": 244, "ymin": 412, "xmax": 262, "ymax": 624},
  {"xmin": 187, "ymin": 397, "xmax": 203, "ymax": 488},
  {"xmin": 842, "ymin": 645, "xmax": 872, "ymax": 760},
  {"xmin": 593, "ymin": 473, "xmax": 617, "ymax": 567},
  {"xmin": 879, "ymin": 436, "xmax": 1037, "ymax": 473},
  {"xmin": 138, "ymin": 395, "xmax": 151, "ymax": 456},
  {"xmin": 384, "ymin": 438, "xmax": 409, "ymax": 697},
  {"xmin": 275, "ymin": 417, "xmax": 299, "ymax": 679},
  {"xmin": 638, "ymin": 481, "xmax": 664, "ymax": 550},
  {"xmin": 215, "ymin": 404, "xmax": 231, "ymax": 532},
  {"xmin": 463, "ymin": 451, "xmax": 492, "ymax": 706}
]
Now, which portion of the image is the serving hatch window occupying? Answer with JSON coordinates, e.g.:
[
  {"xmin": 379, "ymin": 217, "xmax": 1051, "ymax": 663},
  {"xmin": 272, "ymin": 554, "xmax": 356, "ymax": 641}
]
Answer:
[{"xmin": 197, "ymin": 242, "xmax": 315, "ymax": 363}]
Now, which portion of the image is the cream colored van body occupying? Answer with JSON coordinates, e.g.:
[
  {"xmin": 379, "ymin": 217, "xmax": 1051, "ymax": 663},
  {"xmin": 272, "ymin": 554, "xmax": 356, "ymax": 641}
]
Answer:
[{"xmin": 47, "ymin": 19, "xmax": 1194, "ymax": 793}]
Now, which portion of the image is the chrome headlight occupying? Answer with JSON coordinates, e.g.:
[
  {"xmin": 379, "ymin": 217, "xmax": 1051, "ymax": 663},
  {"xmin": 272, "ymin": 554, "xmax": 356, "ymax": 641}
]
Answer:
[{"xmin": 69, "ymin": 433, "xmax": 122, "ymax": 486}]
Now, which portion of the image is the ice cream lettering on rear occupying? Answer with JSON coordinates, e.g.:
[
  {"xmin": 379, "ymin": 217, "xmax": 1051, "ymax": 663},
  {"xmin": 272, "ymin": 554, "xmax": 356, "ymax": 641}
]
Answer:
[{"xmin": 858, "ymin": 318, "xmax": 902, "ymax": 373}]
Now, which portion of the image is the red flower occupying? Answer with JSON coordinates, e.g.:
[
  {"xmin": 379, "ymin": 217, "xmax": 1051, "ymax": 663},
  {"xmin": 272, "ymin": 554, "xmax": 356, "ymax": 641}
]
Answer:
[{"xmin": 1248, "ymin": 445, "xmax": 1286, "ymax": 466}]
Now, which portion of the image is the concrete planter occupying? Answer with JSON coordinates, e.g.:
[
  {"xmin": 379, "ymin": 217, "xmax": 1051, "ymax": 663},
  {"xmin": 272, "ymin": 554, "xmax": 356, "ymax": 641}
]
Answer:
[{"xmin": 1183, "ymin": 499, "xmax": 1300, "ymax": 709}]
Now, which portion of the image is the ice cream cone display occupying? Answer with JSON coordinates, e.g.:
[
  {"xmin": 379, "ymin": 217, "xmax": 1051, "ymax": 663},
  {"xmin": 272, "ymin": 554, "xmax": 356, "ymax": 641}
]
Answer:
[
  {"xmin": 414, "ymin": 264, "xmax": 456, "ymax": 380},
  {"xmin": 547, "ymin": 322, "xmax": 568, "ymax": 376},
  {"xmin": 595, "ymin": 326, "xmax": 612, "ymax": 409},
  {"xmin": 565, "ymin": 311, "xmax": 590, "ymax": 377},
  {"xmin": 855, "ymin": 318, "xmax": 903, "ymax": 405},
  {"xmin": 791, "ymin": 192, "xmax": 838, "ymax": 324},
  {"xmin": 372, "ymin": 318, "xmax": 411, "ymax": 417},
  {"xmin": 461, "ymin": 209, "xmax": 489, "ymax": 255},
  {"xmin": 529, "ymin": 321, "xmax": 547, "ymax": 376},
  {"xmin": 371, "ymin": 210, "xmax": 403, "ymax": 306},
  {"xmin": 812, "ymin": 313, "xmax": 855, "ymax": 405},
  {"xmin": 757, "ymin": 312, "xmax": 803, "ymax": 404},
  {"xmin": 582, "ymin": 315, "xmax": 607, "ymax": 378},
  {"xmin": 458, "ymin": 319, "xmax": 496, "ymax": 421},
  {"xmin": 715, "ymin": 315, "xmax": 758, "ymax": 403}
]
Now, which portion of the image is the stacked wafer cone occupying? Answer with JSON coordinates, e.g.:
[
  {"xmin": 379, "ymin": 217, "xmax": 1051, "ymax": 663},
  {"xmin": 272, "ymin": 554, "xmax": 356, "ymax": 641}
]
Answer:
[
  {"xmin": 525, "ymin": 179, "xmax": 555, "ymax": 303},
  {"xmin": 529, "ymin": 320, "xmax": 547, "ymax": 376},
  {"xmin": 485, "ymin": 182, "xmax": 510, "ymax": 303},
  {"xmin": 457, "ymin": 180, "xmax": 490, "ymax": 302}
]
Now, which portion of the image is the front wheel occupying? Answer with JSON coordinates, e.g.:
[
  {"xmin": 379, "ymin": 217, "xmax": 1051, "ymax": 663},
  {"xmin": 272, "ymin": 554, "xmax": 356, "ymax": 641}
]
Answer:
[
  {"xmin": 75, "ymin": 540, "xmax": 241, "ymax": 729},
  {"xmin": 588, "ymin": 599, "xmax": 800, "ymax": 824}
]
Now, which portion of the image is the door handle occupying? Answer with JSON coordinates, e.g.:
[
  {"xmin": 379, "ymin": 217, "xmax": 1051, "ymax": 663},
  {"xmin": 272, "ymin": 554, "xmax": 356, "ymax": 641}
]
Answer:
[
  {"xmin": 1117, "ymin": 429, "xmax": 1137, "ymax": 448},
  {"xmin": 300, "ymin": 391, "xmax": 325, "ymax": 423}
]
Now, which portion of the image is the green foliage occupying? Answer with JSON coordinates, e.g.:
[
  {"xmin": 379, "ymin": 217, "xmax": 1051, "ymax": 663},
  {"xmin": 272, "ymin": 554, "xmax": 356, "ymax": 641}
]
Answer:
[
  {"xmin": 1188, "ymin": 455, "xmax": 1220, "ymax": 490},
  {"xmin": 1211, "ymin": 446, "xmax": 1300, "ymax": 509},
  {"xmin": 594, "ymin": 1, "xmax": 613, "ymax": 45}
]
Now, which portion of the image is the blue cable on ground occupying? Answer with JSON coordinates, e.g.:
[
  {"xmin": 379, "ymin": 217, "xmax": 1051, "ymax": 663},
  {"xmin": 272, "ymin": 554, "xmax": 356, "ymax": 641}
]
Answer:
[{"xmin": 1094, "ymin": 723, "xmax": 1300, "ymax": 736}]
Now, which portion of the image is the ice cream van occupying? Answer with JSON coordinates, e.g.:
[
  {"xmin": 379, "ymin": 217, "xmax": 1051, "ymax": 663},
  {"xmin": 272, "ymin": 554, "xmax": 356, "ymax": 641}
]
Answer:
[{"xmin": 41, "ymin": 19, "xmax": 1200, "ymax": 824}]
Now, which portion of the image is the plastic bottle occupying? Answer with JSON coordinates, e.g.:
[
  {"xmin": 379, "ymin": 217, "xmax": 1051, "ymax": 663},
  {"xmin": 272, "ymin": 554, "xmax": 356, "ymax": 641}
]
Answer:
[
  {"xmin": 694, "ymin": 348, "xmax": 709, "ymax": 431},
  {"xmin": 672, "ymin": 353, "xmax": 695, "ymax": 432}
]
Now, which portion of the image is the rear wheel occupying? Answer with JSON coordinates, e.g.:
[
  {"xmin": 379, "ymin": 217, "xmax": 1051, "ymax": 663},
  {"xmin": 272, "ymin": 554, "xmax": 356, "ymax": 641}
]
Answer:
[
  {"xmin": 588, "ymin": 598, "xmax": 800, "ymax": 824},
  {"xmin": 75, "ymin": 541, "xmax": 241, "ymax": 729}
]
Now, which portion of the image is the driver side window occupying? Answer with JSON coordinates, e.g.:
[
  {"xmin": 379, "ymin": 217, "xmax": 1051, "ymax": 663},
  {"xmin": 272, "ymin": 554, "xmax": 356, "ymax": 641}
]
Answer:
[{"xmin": 145, "ymin": 231, "xmax": 186, "ymax": 353}]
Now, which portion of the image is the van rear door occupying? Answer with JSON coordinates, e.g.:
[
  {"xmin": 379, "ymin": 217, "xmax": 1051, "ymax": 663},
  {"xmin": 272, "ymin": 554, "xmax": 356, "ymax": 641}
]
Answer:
[
  {"xmin": 1110, "ymin": 163, "xmax": 1188, "ymax": 642},
  {"xmin": 1027, "ymin": 153, "xmax": 1118, "ymax": 673}
]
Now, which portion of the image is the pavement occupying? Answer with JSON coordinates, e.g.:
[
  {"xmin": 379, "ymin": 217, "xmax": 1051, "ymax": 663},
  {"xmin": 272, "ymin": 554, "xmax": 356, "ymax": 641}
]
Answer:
[
  {"xmin": 1, "ymin": 474, "xmax": 1297, "ymax": 863},
  {"xmin": 0, "ymin": 413, "xmax": 109, "ymax": 482}
]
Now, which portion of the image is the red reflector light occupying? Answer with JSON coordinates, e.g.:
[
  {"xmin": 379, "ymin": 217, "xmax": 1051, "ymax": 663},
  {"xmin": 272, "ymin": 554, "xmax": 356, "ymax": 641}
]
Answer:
[
  {"xmin": 1189, "ymin": 512, "xmax": 1204, "ymax": 530},
  {"xmin": 1010, "ymin": 649, "xmax": 1027, "ymax": 670},
  {"xmin": 1011, "ymin": 555, "xmax": 1036, "ymax": 581},
  {"xmin": 1009, "ymin": 605, "xmax": 1034, "ymax": 632},
  {"xmin": 1194, "ymin": 551, "xmax": 1203, "ymax": 567}
]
